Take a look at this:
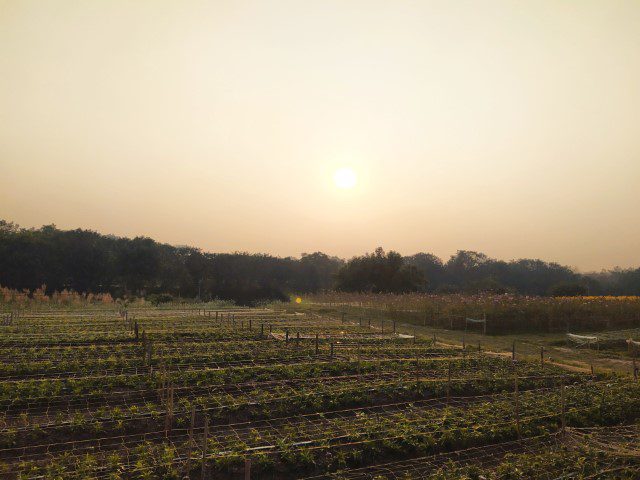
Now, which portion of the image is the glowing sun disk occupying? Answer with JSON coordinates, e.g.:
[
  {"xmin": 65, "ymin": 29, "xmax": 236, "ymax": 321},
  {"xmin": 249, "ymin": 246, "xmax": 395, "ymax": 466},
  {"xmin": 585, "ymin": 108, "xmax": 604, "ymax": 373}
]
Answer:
[{"xmin": 334, "ymin": 168, "xmax": 357, "ymax": 189}]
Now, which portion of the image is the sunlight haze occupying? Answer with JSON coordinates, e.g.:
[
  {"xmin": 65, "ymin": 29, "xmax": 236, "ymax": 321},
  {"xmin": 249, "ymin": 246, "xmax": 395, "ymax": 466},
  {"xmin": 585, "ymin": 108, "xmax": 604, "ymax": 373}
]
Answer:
[{"xmin": 1, "ymin": 0, "xmax": 639, "ymax": 270}]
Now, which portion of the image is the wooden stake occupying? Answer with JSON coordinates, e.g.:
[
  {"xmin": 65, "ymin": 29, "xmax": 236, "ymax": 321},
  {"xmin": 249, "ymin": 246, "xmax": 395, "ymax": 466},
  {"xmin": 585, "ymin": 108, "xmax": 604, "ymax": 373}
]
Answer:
[
  {"xmin": 244, "ymin": 458, "xmax": 251, "ymax": 480},
  {"xmin": 165, "ymin": 385, "xmax": 174, "ymax": 437},
  {"xmin": 201, "ymin": 416, "xmax": 209, "ymax": 480},
  {"xmin": 189, "ymin": 404, "xmax": 196, "ymax": 440},
  {"xmin": 514, "ymin": 375, "xmax": 521, "ymax": 439},
  {"xmin": 315, "ymin": 333, "xmax": 319, "ymax": 355},
  {"xmin": 185, "ymin": 405, "xmax": 196, "ymax": 477},
  {"xmin": 560, "ymin": 376, "xmax": 566, "ymax": 433},
  {"xmin": 446, "ymin": 361, "xmax": 452, "ymax": 403}
]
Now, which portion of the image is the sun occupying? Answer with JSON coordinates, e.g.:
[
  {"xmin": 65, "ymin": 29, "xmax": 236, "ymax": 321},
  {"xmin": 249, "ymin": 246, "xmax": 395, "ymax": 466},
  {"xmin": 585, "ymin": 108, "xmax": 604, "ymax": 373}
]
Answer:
[{"xmin": 333, "ymin": 167, "xmax": 357, "ymax": 189}]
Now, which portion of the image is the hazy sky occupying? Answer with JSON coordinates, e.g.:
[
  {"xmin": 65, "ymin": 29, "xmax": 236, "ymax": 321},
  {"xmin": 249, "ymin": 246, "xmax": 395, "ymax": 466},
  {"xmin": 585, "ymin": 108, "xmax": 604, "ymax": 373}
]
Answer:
[{"xmin": 1, "ymin": 1, "xmax": 639, "ymax": 271}]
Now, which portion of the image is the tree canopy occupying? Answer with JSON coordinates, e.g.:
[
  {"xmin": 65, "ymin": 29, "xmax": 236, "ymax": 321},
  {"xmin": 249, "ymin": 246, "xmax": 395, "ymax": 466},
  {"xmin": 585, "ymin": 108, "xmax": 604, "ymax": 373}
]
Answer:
[{"xmin": 1, "ymin": 220, "xmax": 639, "ymax": 302}]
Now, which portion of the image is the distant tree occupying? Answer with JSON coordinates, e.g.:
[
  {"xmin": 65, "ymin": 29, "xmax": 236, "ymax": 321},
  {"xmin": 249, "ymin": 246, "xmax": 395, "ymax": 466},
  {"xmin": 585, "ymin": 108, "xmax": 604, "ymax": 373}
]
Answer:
[
  {"xmin": 335, "ymin": 247, "xmax": 424, "ymax": 293},
  {"xmin": 404, "ymin": 253, "xmax": 445, "ymax": 291}
]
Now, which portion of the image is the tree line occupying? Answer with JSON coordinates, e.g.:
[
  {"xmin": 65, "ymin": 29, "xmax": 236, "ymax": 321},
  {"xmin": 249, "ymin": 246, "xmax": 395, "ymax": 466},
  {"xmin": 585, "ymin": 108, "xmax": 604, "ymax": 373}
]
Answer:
[{"xmin": 1, "ymin": 220, "xmax": 639, "ymax": 304}]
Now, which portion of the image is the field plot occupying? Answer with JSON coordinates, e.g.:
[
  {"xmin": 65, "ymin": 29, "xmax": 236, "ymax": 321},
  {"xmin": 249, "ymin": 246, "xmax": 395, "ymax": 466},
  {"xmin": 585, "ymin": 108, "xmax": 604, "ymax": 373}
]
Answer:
[{"xmin": 0, "ymin": 307, "xmax": 639, "ymax": 479}]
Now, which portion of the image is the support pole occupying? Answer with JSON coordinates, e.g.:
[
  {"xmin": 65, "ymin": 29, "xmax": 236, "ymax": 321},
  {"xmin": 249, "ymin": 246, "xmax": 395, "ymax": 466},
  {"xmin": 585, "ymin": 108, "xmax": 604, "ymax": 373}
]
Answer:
[
  {"xmin": 446, "ymin": 361, "xmax": 452, "ymax": 403},
  {"xmin": 244, "ymin": 458, "xmax": 251, "ymax": 480},
  {"xmin": 560, "ymin": 376, "xmax": 566, "ymax": 433},
  {"xmin": 201, "ymin": 416, "xmax": 209, "ymax": 480},
  {"xmin": 514, "ymin": 375, "xmax": 521, "ymax": 439}
]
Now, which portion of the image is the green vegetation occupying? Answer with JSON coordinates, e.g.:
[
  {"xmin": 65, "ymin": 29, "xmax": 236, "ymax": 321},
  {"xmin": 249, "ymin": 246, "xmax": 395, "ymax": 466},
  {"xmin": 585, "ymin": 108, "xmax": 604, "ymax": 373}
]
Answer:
[{"xmin": 0, "ymin": 303, "xmax": 638, "ymax": 479}]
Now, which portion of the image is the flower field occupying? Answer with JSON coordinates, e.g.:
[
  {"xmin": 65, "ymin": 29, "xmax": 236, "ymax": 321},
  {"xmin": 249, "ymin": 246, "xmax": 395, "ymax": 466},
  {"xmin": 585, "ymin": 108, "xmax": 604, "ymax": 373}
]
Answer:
[
  {"xmin": 0, "ymin": 307, "xmax": 638, "ymax": 479},
  {"xmin": 303, "ymin": 293, "xmax": 640, "ymax": 334}
]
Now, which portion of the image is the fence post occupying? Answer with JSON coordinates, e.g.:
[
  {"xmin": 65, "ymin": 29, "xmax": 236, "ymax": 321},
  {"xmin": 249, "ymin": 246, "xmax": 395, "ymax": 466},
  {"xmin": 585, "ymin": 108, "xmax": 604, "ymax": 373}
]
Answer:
[
  {"xmin": 260, "ymin": 323, "xmax": 264, "ymax": 338},
  {"xmin": 244, "ymin": 458, "xmax": 251, "ymax": 480},
  {"xmin": 134, "ymin": 321, "xmax": 139, "ymax": 341},
  {"xmin": 512, "ymin": 341, "xmax": 516, "ymax": 361},
  {"xmin": 514, "ymin": 375, "xmax": 521, "ymax": 439},
  {"xmin": 185, "ymin": 404, "xmax": 196, "ymax": 476},
  {"xmin": 147, "ymin": 341, "xmax": 153, "ymax": 366},
  {"xmin": 446, "ymin": 361, "xmax": 452, "ymax": 403},
  {"xmin": 560, "ymin": 376, "xmax": 566, "ymax": 433},
  {"xmin": 413, "ymin": 328, "xmax": 416, "ymax": 345},
  {"xmin": 540, "ymin": 346, "xmax": 544, "ymax": 367},
  {"xmin": 189, "ymin": 404, "xmax": 196, "ymax": 440},
  {"xmin": 249, "ymin": 318, "xmax": 252, "ymax": 330},
  {"xmin": 201, "ymin": 416, "xmax": 209, "ymax": 480},
  {"xmin": 165, "ymin": 385, "xmax": 174, "ymax": 437},
  {"xmin": 285, "ymin": 328, "xmax": 289, "ymax": 344},
  {"xmin": 315, "ymin": 333, "xmax": 319, "ymax": 355}
]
